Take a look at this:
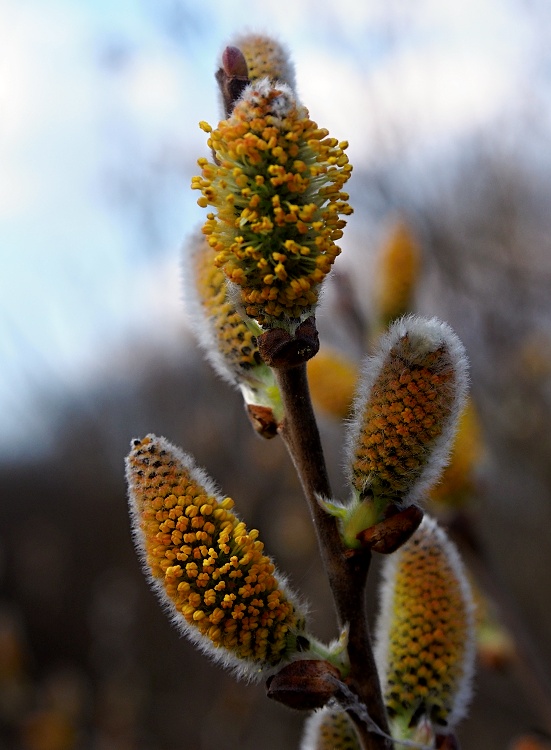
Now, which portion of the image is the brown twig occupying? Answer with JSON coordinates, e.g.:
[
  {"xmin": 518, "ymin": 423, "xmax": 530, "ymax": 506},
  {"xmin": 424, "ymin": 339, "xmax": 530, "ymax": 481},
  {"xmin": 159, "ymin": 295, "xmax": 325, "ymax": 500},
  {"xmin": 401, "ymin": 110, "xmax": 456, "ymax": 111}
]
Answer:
[{"xmin": 268, "ymin": 351, "xmax": 392, "ymax": 750}]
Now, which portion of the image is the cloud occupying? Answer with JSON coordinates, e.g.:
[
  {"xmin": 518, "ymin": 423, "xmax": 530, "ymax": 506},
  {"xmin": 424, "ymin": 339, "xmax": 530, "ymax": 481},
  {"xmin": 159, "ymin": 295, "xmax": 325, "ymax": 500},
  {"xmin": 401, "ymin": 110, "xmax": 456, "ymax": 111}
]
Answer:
[
  {"xmin": 0, "ymin": 0, "xmax": 548, "ymax": 454},
  {"xmin": 0, "ymin": 2, "xmax": 95, "ymax": 217}
]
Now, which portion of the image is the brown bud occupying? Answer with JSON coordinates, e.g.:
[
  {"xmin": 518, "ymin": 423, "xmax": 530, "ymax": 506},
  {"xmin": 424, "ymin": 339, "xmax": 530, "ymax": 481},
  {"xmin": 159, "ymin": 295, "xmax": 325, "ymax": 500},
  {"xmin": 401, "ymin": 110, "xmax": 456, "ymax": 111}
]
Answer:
[
  {"xmin": 215, "ymin": 46, "xmax": 250, "ymax": 117},
  {"xmin": 266, "ymin": 659, "xmax": 342, "ymax": 711},
  {"xmin": 246, "ymin": 404, "xmax": 279, "ymax": 439},
  {"xmin": 257, "ymin": 317, "xmax": 319, "ymax": 369},
  {"xmin": 356, "ymin": 504, "xmax": 423, "ymax": 554},
  {"xmin": 222, "ymin": 46, "xmax": 249, "ymax": 78}
]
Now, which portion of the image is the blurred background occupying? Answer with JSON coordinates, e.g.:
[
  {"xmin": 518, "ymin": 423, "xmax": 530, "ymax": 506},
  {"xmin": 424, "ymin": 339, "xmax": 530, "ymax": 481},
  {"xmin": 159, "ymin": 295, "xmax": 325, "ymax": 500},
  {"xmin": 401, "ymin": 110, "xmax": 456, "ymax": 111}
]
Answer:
[{"xmin": 2, "ymin": 1, "xmax": 551, "ymax": 748}]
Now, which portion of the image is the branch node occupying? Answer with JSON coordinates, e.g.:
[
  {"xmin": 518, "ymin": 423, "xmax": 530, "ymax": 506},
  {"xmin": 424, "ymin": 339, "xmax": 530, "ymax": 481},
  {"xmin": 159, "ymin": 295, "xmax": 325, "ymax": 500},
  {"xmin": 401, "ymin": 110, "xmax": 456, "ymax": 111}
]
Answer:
[{"xmin": 257, "ymin": 317, "xmax": 319, "ymax": 369}]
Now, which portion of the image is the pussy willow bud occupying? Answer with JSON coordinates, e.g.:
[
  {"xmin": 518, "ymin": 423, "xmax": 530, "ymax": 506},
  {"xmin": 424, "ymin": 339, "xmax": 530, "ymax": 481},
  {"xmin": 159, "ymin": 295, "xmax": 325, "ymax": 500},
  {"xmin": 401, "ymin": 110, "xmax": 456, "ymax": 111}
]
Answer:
[
  {"xmin": 300, "ymin": 708, "xmax": 361, "ymax": 750},
  {"xmin": 183, "ymin": 230, "xmax": 282, "ymax": 435},
  {"xmin": 228, "ymin": 33, "xmax": 296, "ymax": 89},
  {"xmin": 338, "ymin": 316, "xmax": 468, "ymax": 547},
  {"xmin": 374, "ymin": 515, "xmax": 476, "ymax": 741},
  {"xmin": 348, "ymin": 316, "xmax": 468, "ymax": 502},
  {"xmin": 192, "ymin": 79, "xmax": 352, "ymax": 330},
  {"xmin": 126, "ymin": 435, "xmax": 307, "ymax": 680},
  {"xmin": 375, "ymin": 220, "xmax": 421, "ymax": 327}
]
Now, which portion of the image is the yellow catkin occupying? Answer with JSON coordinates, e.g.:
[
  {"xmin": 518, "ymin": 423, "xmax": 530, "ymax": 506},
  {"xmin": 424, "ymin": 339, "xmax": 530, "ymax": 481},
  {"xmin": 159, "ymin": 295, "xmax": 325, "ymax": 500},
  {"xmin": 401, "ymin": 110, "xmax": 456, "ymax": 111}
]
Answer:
[
  {"xmin": 376, "ymin": 220, "xmax": 421, "ymax": 326},
  {"xmin": 351, "ymin": 322, "xmax": 462, "ymax": 500},
  {"xmin": 192, "ymin": 234, "xmax": 263, "ymax": 373},
  {"xmin": 429, "ymin": 399, "xmax": 482, "ymax": 509},
  {"xmin": 192, "ymin": 80, "xmax": 352, "ymax": 327},
  {"xmin": 307, "ymin": 348, "xmax": 359, "ymax": 419},
  {"xmin": 231, "ymin": 33, "xmax": 295, "ymax": 88},
  {"xmin": 301, "ymin": 708, "xmax": 361, "ymax": 750},
  {"xmin": 126, "ymin": 435, "xmax": 305, "ymax": 677},
  {"xmin": 184, "ymin": 231, "xmax": 283, "ymax": 429},
  {"xmin": 375, "ymin": 516, "xmax": 475, "ymax": 735}
]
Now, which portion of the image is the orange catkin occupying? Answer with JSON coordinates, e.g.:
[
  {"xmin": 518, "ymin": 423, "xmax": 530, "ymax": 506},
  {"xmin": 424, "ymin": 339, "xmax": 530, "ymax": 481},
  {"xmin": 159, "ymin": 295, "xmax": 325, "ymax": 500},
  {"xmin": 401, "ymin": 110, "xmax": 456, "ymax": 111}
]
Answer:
[{"xmin": 126, "ymin": 434, "xmax": 306, "ymax": 679}]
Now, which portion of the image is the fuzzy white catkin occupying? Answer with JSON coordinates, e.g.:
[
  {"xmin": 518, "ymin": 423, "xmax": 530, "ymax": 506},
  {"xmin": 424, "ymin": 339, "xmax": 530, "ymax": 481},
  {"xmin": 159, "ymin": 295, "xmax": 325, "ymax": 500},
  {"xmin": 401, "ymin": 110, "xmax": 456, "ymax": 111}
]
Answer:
[{"xmin": 346, "ymin": 315, "xmax": 470, "ymax": 505}]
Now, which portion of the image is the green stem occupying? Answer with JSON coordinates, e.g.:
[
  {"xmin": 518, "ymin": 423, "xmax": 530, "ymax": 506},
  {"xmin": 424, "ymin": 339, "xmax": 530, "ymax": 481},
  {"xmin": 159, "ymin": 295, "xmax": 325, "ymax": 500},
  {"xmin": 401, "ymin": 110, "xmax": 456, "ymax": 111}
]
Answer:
[{"xmin": 274, "ymin": 363, "xmax": 393, "ymax": 750}]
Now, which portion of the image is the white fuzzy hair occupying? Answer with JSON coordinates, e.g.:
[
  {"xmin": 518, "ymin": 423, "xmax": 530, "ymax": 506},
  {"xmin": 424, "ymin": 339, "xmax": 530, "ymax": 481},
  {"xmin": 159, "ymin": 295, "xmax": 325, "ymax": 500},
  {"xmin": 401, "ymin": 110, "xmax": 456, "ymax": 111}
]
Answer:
[
  {"xmin": 233, "ymin": 77, "xmax": 297, "ymax": 123},
  {"xmin": 345, "ymin": 315, "xmax": 470, "ymax": 506},
  {"xmin": 181, "ymin": 228, "xmax": 241, "ymax": 389},
  {"xmin": 223, "ymin": 30, "xmax": 297, "ymax": 90},
  {"xmin": 126, "ymin": 433, "xmax": 307, "ymax": 682},
  {"xmin": 374, "ymin": 515, "xmax": 476, "ymax": 730}
]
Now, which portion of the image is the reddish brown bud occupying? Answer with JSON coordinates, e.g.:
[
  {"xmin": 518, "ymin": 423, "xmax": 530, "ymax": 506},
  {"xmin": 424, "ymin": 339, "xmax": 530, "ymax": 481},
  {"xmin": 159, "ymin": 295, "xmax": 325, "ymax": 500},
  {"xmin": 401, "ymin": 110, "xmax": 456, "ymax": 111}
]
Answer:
[
  {"xmin": 266, "ymin": 659, "xmax": 342, "ymax": 710},
  {"xmin": 246, "ymin": 404, "xmax": 279, "ymax": 439},
  {"xmin": 356, "ymin": 504, "xmax": 423, "ymax": 554},
  {"xmin": 215, "ymin": 47, "xmax": 250, "ymax": 117},
  {"xmin": 257, "ymin": 318, "xmax": 319, "ymax": 369},
  {"xmin": 222, "ymin": 46, "xmax": 249, "ymax": 78}
]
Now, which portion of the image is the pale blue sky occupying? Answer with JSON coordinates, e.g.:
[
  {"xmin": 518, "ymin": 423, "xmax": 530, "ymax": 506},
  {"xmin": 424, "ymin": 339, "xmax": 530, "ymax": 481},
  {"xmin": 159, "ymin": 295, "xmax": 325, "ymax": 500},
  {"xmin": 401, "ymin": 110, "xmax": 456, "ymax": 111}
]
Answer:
[{"xmin": 0, "ymin": 0, "xmax": 547, "ymax": 458}]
